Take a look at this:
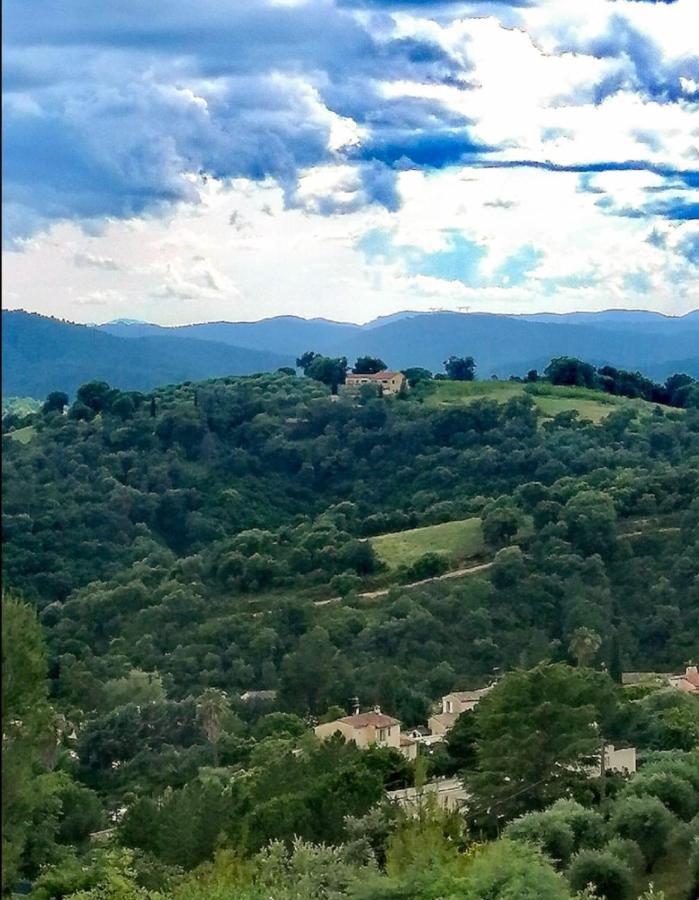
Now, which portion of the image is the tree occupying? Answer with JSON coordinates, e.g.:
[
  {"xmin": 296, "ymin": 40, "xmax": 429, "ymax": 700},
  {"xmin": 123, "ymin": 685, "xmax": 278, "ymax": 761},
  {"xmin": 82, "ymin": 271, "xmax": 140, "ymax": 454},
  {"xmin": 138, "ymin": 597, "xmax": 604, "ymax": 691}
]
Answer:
[
  {"xmin": 296, "ymin": 351, "xmax": 320, "ymax": 372},
  {"xmin": 279, "ymin": 627, "xmax": 338, "ymax": 714},
  {"xmin": 76, "ymin": 380, "xmax": 113, "ymax": 413},
  {"xmin": 305, "ymin": 356, "xmax": 348, "ymax": 392},
  {"xmin": 2, "ymin": 595, "xmax": 53, "ymax": 890},
  {"xmin": 469, "ymin": 664, "xmax": 619, "ymax": 820},
  {"xmin": 444, "ymin": 355, "xmax": 476, "ymax": 381},
  {"xmin": 563, "ymin": 490, "xmax": 617, "ymax": 558},
  {"xmin": 506, "ymin": 800, "xmax": 607, "ymax": 868},
  {"xmin": 455, "ymin": 839, "xmax": 572, "ymax": 900},
  {"xmin": 609, "ymin": 796, "xmax": 676, "ymax": 868},
  {"xmin": 443, "ymin": 710, "xmax": 479, "ymax": 773},
  {"xmin": 402, "ymin": 367, "xmax": 432, "ymax": 387},
  {"xmin": 407, "ymin": 552, "xmax": 449, "ymax": 580},
  {"xmin": 491, "ymin": 546, "xmax": 526, "ymax": 589},
  {"xmin": 196, "ymin": 689, "xmax": 230, "ymax": 766},
  {"xmin": 353, "ymin": 357, "xmax": 387, "ymax": 375},
  {"xmin": 482, "ymin": 507, "xmax": 520, "ymax": 548},
  {"xmin": 566, "ymin": 849, "xmax": 634, "ymax": 900},
  {"xmin": 42, "ymin": 392, "xmax": 69, "ymax": 415},
  {"xmin": 568, "ymin": 628, "xmax": 603, "ymax": 668},
  {"xmin": 544, "ymin": 358, "xmax": 597, "ymax": 389}
]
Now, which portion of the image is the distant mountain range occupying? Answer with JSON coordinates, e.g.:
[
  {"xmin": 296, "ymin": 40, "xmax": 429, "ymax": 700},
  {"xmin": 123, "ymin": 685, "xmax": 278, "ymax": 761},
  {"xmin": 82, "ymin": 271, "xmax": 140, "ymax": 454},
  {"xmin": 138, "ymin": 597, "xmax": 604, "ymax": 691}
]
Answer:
[
  {"xmin": 2, "ymin": 311, "xmax": 293, "ymax": 398},
  {"xmin": 3, "ymin": 308, "xmax": 698, "ymax": 399}
]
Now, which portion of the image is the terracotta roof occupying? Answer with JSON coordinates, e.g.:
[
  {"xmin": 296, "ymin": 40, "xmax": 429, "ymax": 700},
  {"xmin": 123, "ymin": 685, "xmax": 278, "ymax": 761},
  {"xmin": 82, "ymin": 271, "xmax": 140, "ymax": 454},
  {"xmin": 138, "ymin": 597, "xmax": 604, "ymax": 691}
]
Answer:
[
  {"xmin": 337, "ymin": 712, "xmax": 400, "ymax": 728},
  {"xmin": 444, "ymin": 688, "xmax": 491, "ymax": 703},
  {"xmin": 346, "ymin": 371, "xmax": 403, "ymax": 382}
]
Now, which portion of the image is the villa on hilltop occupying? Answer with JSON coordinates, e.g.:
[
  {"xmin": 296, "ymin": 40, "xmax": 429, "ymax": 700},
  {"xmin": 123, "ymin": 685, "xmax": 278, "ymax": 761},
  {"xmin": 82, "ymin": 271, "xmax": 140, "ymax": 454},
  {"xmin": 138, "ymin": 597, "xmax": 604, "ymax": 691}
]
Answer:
[{"xmin": 344, "ymin": 371, "xmax": 407, "ymax": 396}]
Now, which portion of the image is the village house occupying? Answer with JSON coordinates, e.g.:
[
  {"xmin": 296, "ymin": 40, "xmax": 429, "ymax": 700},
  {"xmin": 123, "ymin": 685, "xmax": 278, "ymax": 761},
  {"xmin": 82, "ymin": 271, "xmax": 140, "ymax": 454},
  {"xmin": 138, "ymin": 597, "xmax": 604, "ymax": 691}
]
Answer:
[
  {"xmin": 669, "ymin": 665, "xmax": 699, "ymax": 694},
  {"xmin": 314, "ymin": 706, "xmax": 418, "ymax": 760},
  {"xmin": 344, "ymin": 371, "xmax": 407, "ymax": 396},
  {"xmin": 428, "ymin": 687, "xmax": 493, "ymax": 737},
  {"xmin": 622, "ymin": 665, "xmax": 699, "ymax": 694}
]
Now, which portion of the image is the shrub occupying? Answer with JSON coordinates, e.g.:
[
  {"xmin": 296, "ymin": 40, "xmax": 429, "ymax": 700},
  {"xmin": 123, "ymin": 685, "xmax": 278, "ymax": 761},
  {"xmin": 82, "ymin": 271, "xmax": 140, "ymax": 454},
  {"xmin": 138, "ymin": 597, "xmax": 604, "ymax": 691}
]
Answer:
[
  {"xmin": 604, "ymin": 837, "xmax": 645, "ymax": 877},
  {"xmin": 623, "ymin": 770, "xmax": 698, "ymax": 821},
  {"xmin": 548, "ymin": 799, "xmax": 608, "ymax": 852},
  {"xmin": 567, "ymin": 849, "xmax": 634, "ymax": 900},
  {"xmin": 505, "ymin": 812, "xmax": 575, "ymax": 867},
  {"xmin": 406, "ymin": 552, "xmax": 449, "ymax": 581},
  {"xmin": 609, "ymin": 796, "xmax": 676, "ymax": 868}
]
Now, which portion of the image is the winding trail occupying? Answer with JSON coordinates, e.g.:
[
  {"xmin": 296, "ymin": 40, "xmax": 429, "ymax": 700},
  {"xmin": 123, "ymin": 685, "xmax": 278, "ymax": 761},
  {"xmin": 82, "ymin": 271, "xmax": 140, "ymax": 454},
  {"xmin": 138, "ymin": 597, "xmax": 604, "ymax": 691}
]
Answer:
[{"xmin": 313, "ymin": 560, "xmax": 494, "ymax": 608}]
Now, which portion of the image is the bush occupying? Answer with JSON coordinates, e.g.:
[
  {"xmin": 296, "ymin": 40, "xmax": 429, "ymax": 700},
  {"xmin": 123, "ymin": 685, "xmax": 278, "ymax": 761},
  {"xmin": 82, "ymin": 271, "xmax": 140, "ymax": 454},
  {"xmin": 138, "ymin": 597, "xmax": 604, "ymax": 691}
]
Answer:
[
  {"xmin": 623, "ymin": 770, "xmax": 698, "ymax": 821},
  {"xmin": 690, "ymin": 835, "xmax": 699, "ymax": 899},
  {"xmin": 406, "ymin": 552, "xmax": 449, "ymax": 581},
  {"xmin": 547, "ymin": 799, "xmax": 608, "ymax": 852},
  {"xmin": 505, "ymin": 812, "xmax": 575, "ymax": 866},
  {"xmin": 604, "ymin": 837, "xmax": 645, "ymax": 877},
  {"xmin": 567, "ymin": 848, "xmax": 634, "ymax": 900},
  {"xmin": 609, "ymin": 795, "xmax": 676, "ymax": 868}
]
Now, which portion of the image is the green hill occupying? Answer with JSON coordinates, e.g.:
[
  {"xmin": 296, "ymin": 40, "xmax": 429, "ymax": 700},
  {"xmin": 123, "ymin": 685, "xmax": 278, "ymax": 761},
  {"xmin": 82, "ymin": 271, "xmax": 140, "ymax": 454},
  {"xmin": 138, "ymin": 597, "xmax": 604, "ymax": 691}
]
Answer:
[
  {"xmin": 419, "ymin": 380, "xmax": 662, "ymax": 423},
  {"xmin": 371, "ymin": 518, "xmax": 484, "ymax": 570}
]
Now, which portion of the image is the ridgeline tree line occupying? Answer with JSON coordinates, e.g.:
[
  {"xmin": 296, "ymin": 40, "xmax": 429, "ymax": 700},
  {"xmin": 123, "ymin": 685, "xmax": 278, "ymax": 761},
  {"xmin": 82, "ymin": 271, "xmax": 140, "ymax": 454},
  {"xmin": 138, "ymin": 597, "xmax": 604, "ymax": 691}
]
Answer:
[{"xmin": 2, "ymin": 356, "xmax": 699, "ymax": 898}]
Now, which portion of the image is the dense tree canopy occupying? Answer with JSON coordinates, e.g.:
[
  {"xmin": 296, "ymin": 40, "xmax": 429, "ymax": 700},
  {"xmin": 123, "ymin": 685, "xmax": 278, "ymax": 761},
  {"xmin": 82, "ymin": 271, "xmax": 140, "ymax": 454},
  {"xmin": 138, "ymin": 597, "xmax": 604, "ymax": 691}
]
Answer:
[{"xmin": 3, "ymin": 363, "xmax": 699, "ymax": 898}]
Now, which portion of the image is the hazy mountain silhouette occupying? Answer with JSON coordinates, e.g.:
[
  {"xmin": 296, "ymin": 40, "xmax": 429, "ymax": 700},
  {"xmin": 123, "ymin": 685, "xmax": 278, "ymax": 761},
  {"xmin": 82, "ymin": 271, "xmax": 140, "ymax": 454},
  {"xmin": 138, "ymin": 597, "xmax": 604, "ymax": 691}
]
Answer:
[
  {"xmin": 5, "ymin": 308, "xmax": 698, "ymax": 399},
  {"xmin": 2, "ymin": 310, "xmax": 293, "ymax": 398}
]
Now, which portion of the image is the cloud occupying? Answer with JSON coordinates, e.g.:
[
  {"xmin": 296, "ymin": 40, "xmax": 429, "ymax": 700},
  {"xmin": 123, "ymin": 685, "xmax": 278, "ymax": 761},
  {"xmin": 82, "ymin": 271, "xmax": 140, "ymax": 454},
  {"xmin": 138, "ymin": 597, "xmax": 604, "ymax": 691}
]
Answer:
[
  {"xmin": 2, "ymin": 0, "xmax": 464, "ymax": 240},
  {"xmin": 73, "ymin": 252, "xmax": 121, "ymax": 270},
  {"xmin": 3, "ymin": 0, "xmax": 699, "ymax": 321},
  {"xmin": 677, "ymin": 230, "xmax": 699, "ymax": 264}
]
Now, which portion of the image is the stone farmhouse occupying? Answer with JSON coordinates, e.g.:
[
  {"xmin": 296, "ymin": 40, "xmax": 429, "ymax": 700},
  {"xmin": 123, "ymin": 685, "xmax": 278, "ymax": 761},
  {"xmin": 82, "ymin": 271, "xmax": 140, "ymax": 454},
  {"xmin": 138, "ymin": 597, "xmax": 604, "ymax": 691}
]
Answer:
[{"xmin": 344, "ymin": 371, "xmax": 407, "ymax": 396}]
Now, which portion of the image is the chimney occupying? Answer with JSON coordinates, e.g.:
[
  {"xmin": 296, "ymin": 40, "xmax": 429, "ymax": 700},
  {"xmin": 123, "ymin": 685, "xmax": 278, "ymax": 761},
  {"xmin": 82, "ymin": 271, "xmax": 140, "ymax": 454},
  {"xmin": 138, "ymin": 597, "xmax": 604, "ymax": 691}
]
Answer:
[
  {"xmin": 351, "ymin": 697, "xmax": 360, "ymax": 716},
  {"xmin": 373, "ymin": 705, "xmax": 381, "ymax": 715}
]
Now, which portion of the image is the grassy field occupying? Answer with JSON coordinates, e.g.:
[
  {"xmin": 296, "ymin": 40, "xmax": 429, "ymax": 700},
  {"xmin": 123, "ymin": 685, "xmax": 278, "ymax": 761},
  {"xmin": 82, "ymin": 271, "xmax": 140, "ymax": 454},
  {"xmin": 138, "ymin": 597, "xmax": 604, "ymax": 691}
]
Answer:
[
  {"xmin": 6, "ymin": 425, "xmax": 36, "ymax": 444},
  {"xmin": 371, "ymin": 517, "xmax": 484, "ymax": 570},
  {"xmin": 419, "ymin": 380, "xmax": 660, "ymax": 423}
]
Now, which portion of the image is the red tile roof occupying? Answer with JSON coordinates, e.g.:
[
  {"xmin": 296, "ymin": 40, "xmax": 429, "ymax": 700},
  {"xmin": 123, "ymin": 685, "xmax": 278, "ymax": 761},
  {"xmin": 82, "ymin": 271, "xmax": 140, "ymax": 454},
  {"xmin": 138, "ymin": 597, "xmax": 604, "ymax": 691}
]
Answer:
[
  {"xmin": 346, "ymin": 371, "xmax": 403, "ymax": 382},
  {"xmin": 337, "ymin": 712, "xmax": 400, "ymax": 728}
]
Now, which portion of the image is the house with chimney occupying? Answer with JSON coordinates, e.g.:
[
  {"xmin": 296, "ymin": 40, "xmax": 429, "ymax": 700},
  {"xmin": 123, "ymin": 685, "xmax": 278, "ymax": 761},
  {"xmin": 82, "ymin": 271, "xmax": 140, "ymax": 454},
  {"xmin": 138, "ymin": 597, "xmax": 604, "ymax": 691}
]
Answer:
[
  {"xmin": 669, "ymin": 665, "xmax": 699, "ymax": 694},
  {"xmin": 314, "ymin": 704, "xmax": 418, "ymax": 760}
]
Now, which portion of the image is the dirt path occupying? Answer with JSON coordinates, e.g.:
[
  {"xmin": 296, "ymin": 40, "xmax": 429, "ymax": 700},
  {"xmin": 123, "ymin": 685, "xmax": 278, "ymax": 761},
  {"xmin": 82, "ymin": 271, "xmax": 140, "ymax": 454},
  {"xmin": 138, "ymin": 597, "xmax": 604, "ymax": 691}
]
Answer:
[
  {"xmin": 314, "ymin": 561, "xmax": 494, "ymax": 608},
  {"xmin": 619, "ymin": 526, "xmax": 681, "ymax": 538}
]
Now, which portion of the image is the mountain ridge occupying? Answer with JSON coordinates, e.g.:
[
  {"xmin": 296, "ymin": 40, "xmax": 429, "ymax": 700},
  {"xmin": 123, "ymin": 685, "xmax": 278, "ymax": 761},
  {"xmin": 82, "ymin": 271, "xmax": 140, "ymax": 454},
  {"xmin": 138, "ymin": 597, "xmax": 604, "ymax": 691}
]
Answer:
[{"xmin": 5, "ymin": 307, "xmax": 699, "ymax": 399}]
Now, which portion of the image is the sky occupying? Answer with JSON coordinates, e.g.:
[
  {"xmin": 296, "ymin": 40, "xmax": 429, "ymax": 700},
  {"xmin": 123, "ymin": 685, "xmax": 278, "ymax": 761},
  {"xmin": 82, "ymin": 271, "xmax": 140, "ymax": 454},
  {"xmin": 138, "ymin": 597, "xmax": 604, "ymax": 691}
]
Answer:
[{"xmin": 2, "ymin": 0, "xmax": 698, "ymax": 325}]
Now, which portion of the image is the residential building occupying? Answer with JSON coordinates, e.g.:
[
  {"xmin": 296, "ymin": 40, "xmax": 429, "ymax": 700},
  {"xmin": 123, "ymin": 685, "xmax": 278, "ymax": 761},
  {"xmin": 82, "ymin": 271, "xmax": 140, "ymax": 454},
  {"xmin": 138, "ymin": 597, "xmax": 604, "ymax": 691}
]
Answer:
[
  {"xmin": 315, "ymin": 706, "xmax": 417, "ymax": 760},
  {"xmin": 428, "ymin": 687, "xmax": 493, "ymax": 736},
  {"xmin": 344, "ymin": 371, "xmax": 407, "ymax": 396},
  {"xmin": 580, "ymin": 744, "xmax": 637, "ymax": 778},
  {"xmin": 669, "ymin": 665, "xmax": 699, "ymax": 694},
  {"xmin": 387, "ymin": 777, "xmax": 470, "ymax": 813}
]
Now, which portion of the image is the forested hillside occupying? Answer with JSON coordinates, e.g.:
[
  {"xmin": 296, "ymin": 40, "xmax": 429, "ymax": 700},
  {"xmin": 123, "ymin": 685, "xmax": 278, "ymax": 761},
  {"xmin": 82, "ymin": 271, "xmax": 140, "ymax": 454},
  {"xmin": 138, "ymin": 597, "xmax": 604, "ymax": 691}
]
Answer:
[
  {"xmin": 1, "ymin": 311, "xmax": 293, "ymax": 398},
  {"xmin": 3, "ymin": 365, "xmax": 699, "ymax": 899}
]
